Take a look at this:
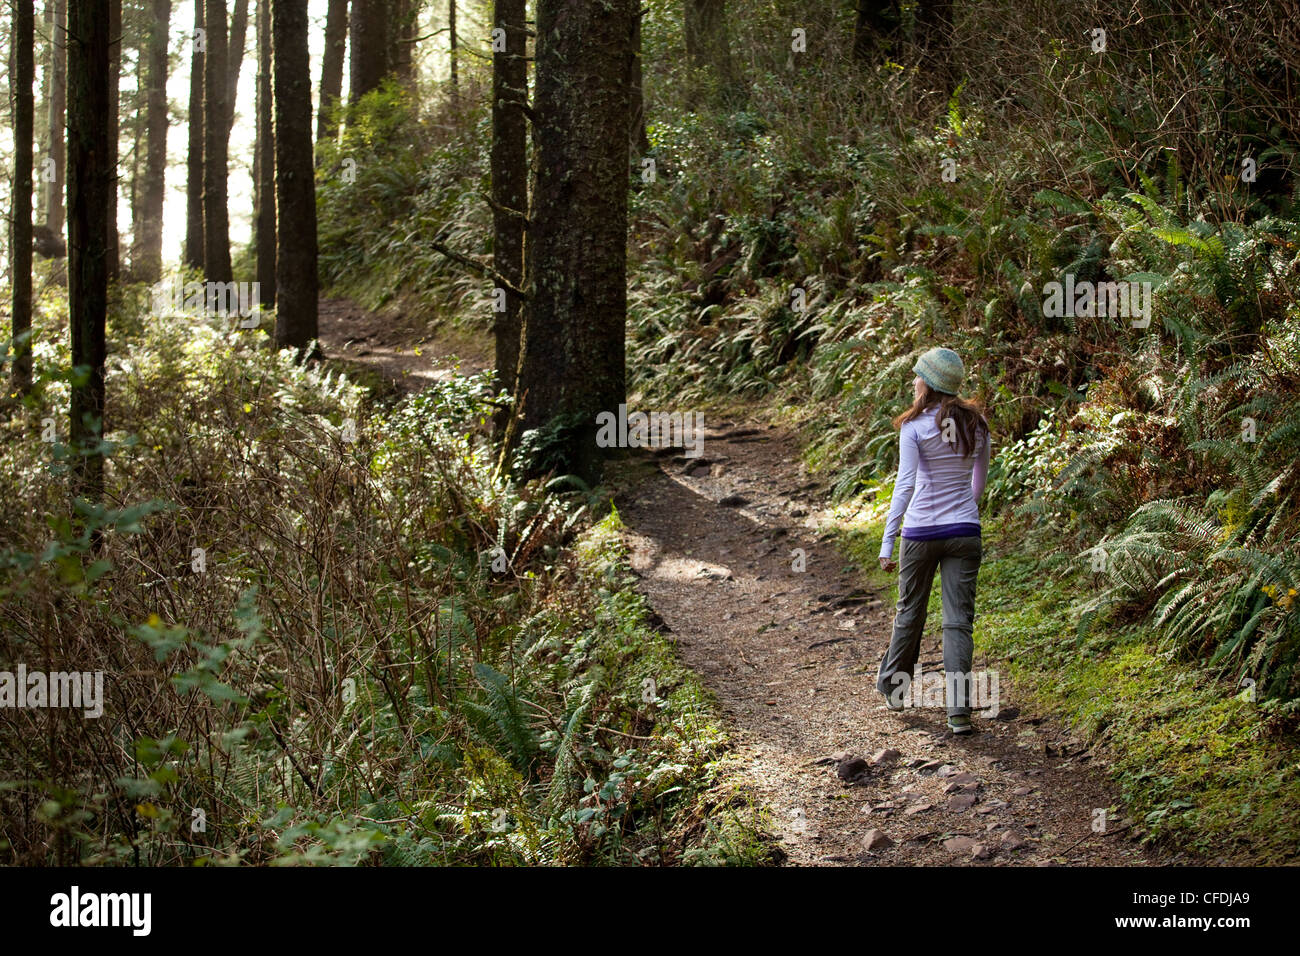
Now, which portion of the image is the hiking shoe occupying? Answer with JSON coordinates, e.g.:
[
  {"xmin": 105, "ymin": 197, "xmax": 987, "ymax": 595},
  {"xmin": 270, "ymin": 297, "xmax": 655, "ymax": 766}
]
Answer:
[
  {"xmin": 882, "ymin": 692, "xmax": 905, "ymax": 712},
  {"xmin": 947, "ymin": 714, "xmax": 973, "ymax": 735}
]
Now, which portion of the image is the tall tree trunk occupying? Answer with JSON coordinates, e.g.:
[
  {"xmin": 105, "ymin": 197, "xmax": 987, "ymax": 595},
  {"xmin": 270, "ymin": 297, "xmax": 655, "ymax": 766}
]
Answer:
[
  {"xmin": 45, "ymin": 0, "xmax": 66, "ymax": 235},
  {"xmin": 255, "ymin": 0, "xmax": 276, "ymax": 306},
  {"xmin": 36, "ymin": 0, "xmax": 52, "ymax": 231},
  {"xmin": 107, "ymin": 0, "xmax": 122, "ymax": 285},
  {"xmin": 273, "ymin": 0, "xmax": 319, "ymax": 352},
  {"xmin": 317, "ymin": 0, "xmax": 348, "ymax": 141},
  {"xmin": 225, "ymin": 0, "xmax": 249, "ymax": 135},
  {"xmin": 136, "ymin": 0, "xmax": 172, "ymax": 284},
  {"xmin": 389, "ymin": 0, "xmax": 415, "ymax": 87},
  {"xmin": 491, "ymin": 0, "xmax": 527, "ymax": 436},
  {"xmin": 349, "ymin": 0, "xmax": 389, "ymax": 106},
  {"xmin": 67, "ymin": 0, "xmax": 111, "ymax": 502},
  {"xmin": 129, "ymin": 28, "xmax": 147, "ymax": 274},
  {"xmin": 629, "ymin": 9, "xmax": 649, "ymax": 155},
  {"xmin": 516, "ymin": 0, "xmax": 634, "ymax": 482},
  {"xmin": 204, "ymin": 0, "xmax": 233, "ymax": 283},
  {"xmin": 185, "ymin": 0, "xmax": 205, "ymax": 271},
  {"xmin": 853, "ymin": 0, "xmax": 899, "ymax": 62},
  {"xmin": 449, "ymin": 0, "xmax": 458, "ymax": 103},
  {"xmin": 11, "ymin": 0, "xmax": 35, "ymax": 395},
  {"xmin": 683, "ymin": 0, "xmax": 734, "ymax": 106}
]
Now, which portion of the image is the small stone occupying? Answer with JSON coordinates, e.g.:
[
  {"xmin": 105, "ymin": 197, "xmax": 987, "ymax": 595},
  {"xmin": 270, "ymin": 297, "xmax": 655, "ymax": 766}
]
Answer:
[
  {"xmin": 1001, "ymin": 831, "xmax": 1028, "ymax": 851},
  {"xmin": 903, "ymin": 803, "xmax": 933, "ymax": 816},
  {"xmin": 862, "ymin": 829, "xmax": 894, "ymax": 851},
  {"xmin": 870, "ymin": 748, "xmax": 902, "ymax": 766},
  {"xmin": 992, "ymin": 706, "xmax": 1020, "ymax": 721},
  {"xmin": 943, "ymin": 836, "xmax": 977, "ymax": 853},
  {"xmin": 947, "ymin": 772, "xmax": 979, "ymax": 786},
  {"xmin": 972, "ymin": 843, "xmax": 993, "ymax": 860},
  {"xmin": 935, "ymin": 764, "xmax": 959, "ymax": 777},
  {"xmin": 836, "ymin": 755, "xmax": 870, "ymax": 781},
  {"xmin": 1013, "ymin": 787, "xmax": 1035, "ymax": 796},
  {"xmin": 947, "ymin": 794, "xmax": 977, "ymax": 811}
]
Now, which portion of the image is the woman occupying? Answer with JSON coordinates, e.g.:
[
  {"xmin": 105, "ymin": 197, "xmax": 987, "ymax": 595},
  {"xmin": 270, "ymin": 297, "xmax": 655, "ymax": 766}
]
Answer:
[{"xmin": 876, "ymin": 347, "xmax": 990, "ymax": 735}]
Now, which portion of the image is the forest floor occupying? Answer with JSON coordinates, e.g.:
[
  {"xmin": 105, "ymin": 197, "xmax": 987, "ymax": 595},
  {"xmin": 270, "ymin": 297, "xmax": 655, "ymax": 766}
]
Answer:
[{"xmin": 319, "ymin": 298, "xmax": 1172, "ymax": 867}]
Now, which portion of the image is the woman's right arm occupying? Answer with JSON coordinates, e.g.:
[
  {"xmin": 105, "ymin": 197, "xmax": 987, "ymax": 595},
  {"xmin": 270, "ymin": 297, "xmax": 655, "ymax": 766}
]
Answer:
[{"xmin": 879, "ymin": 424, "xmax": 919, "ymax": 561}]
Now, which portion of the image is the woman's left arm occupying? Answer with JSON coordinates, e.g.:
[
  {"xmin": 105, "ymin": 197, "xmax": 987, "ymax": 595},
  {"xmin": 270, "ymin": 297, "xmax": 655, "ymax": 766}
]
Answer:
[{"xmin": 972, "ymin": 428, "xmax": 991, "ymax": 502}]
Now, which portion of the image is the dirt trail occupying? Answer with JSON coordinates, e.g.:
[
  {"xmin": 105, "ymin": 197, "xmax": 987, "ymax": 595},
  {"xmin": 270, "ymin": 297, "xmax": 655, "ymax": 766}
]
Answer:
[
  {"xmin": 318, "ymin": 301, "xmax": 1166, "ymax": 867},
  {"xmin": 317, "ymin": 297, "xmax": 491, "ymax": 392},
  {"xmin": 616, "ymin": 422, "xmax": 1166, "ymax": 866}
]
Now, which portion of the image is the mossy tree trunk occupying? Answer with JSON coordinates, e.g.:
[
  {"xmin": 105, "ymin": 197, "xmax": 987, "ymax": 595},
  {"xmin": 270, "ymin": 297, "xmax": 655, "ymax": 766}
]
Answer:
[
  {"xmin": 11, "ymin": 0, "xmax": 35, "ymax": 395},
  {"xmin": 272, "ymin": 0, "xmax": 319, "ymax": 353},
  {"xmin": 185, "ymin": 0, "xmax": 205, "ymax": 271},
  {"xmin": 67, "ymin": 0, "xmax": 111, "ymax": 502},
  {"xmin": 254, "ymin": 0, "xmax": 276, "ymax": 306},
  {"xmin": 317, "ymin": 0, "xmax": 349, "ymax": 141},
  {"xmin": 516, "ymin": 0, "xmax": 635, "ymax": 483},
  {"xmin": 491, "ymin": 0, "xmax": 528, "ymax": 436},
  {"xmin": 349, "ymin": 0, "xmax": 389, "ymax": 107},
  {"xmin": 203, "ymin": 0, "xmax": 233, "ymax": 282},
  {"xmin": 135, "ymin": 0, "xmax": 171, "ymax": 284}
]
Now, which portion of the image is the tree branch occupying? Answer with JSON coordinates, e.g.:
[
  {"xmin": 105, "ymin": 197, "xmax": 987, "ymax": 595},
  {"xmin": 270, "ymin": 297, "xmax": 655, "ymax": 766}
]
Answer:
[
  {"xmin": 478, "ymin": 191, "xmax": 531, "ymax": 226},
  {"xmin": 427, "ymin": 238, "xmax": 530, "ymax": 300}
]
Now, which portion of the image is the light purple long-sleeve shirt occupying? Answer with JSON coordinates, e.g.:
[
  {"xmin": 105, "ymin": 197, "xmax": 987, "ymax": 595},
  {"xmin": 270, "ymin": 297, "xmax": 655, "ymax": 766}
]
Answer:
[{"xmin": 879, "ymin": 410, "xmax": 990, "ymax": 560}]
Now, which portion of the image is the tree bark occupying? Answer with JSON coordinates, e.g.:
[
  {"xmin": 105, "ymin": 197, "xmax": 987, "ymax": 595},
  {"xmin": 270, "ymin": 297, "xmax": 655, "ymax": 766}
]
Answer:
[
  {"xmin": 36, "ymin": 0, "xmax": 51, "ymax": 229},
  {"xmin": 128, "ymin": 26, "xmax": 147, "ymax": 273},
  {"xmin": 629, "ymin": 9, "xmax": 649, "ymax": 155},
  {"xmin": 136, "ymin": 0, "xmax": 172, "ymax": 284},
  {"xmin": 107, "ymin": 0, "xmax": 122, "ymax": 285},
  {"xmin": 516, "ymin": 0, "xmax": 635, "ymax": 481},
  {"xmin": 225, "ymin": 0, "xmax": 249, "ymax": 135},
  {"xmin": 255, "ymin": 0, "xmax": 276, "ymax": 306},
  {"xmin": 204, "ymin": 0, "xmax": 233, "ymax": 282},
  {"xmin": 449, "ymin": 0, "xmax": 458, "ymax": 103},
  {"xmin": 389, "ymin": 0, "xmax": 415, "ymax": 87},
  {"xmin": 491, "ymin": 0, "xmax": 527, "ymax": 436},
  {"xmin": 67, "ymin": 0, "xmax": 111, "ymax": 502},
  {"xmin": 185, "ymin": 0, "xmax": 205, "ymax": 271},
  {"xmin": 349, "ymin": 0, "xmax": 389, "ymax": 106},
  {"xmin": 45, "ymin": 0, "xmax": 66, "ymax": 235},
  {"xmin": 317, "ymin": 0, "xmax": 348, "ymax": 141},
  {"xmin": 12, "ymin": 0, "xmax": 35, "ymax": 395},
  {"xmin": 273, "ymin": 0, "xmax": 319, "ymax": 353}
]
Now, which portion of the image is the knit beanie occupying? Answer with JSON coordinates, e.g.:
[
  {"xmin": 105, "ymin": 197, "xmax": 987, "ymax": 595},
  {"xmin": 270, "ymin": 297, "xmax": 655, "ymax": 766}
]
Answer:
[{"xmin": 913, "ymin": 347, "xmax": 964, "ymax": 396}]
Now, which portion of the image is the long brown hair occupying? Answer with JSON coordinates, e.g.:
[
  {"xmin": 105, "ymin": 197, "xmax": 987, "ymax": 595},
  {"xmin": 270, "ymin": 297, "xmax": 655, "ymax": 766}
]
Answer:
[{"xmin": 893, "ymin": 384, "xmax": 989, "ymax": 458}]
